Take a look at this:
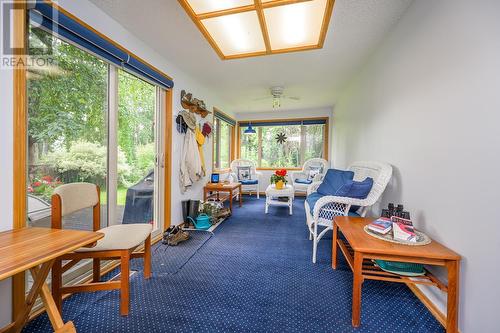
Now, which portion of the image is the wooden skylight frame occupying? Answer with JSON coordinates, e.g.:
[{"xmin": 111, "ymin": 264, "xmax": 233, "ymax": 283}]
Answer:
[{"xmin": 178, "ymin": 0, "xmax": 335, "ymax": 60}]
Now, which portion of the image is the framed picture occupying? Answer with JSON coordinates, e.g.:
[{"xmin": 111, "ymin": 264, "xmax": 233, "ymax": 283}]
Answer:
[{"xmin": 211, "ymin": 173, "xmax": 220, "ymax": 183}]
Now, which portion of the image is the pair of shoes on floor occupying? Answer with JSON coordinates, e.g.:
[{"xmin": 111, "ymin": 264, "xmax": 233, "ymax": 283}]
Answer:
[{"xmin": 162, "ymin": 225, "xmax": 190, "ymax": 246}]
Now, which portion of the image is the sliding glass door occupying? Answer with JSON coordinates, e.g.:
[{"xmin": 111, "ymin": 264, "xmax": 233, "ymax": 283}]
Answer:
[
  {"xmin": 27, "ymin": 25, "xmax": 109, "ymax": 230},
  {"xmin": 26, "ymin": 23, "xmax": 165, "ymax": 292},
  {"xmin": 114, "ymin": 69, "xmax": 161, "ymax": 232}
]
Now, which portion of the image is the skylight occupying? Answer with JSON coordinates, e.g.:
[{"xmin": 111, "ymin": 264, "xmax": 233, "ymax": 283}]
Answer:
[{"xmin": 178, "ymin": 0, "xmax": 335, "ymax": 60}]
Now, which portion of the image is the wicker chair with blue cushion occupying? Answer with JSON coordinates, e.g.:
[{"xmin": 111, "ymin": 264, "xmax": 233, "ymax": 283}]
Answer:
[
  {"xmin": 230, "ymin": 159, "xmax": 262, "ymax": 198},
  {"xmin": 305, "ymin": 161, "xmax": 392, "ymax": 263},
  {"xmin": 290, "ymin": 158, "xmax": 329, "ymax": 194}
]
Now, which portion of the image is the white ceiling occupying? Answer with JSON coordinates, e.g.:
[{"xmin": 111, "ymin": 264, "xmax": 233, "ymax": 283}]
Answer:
[{"xmin": 89, "ymin": 0, "xmax": 413, "ymax": 112}]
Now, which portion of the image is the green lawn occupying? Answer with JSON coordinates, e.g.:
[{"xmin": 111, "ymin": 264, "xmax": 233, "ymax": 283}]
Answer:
[{"xmin": 100, "ymin": 187, "xmax": 128, "ymax": 206}]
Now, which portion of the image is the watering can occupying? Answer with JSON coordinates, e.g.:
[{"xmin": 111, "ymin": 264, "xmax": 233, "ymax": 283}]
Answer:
[{"xmin": 187, "ymin": 213, "xmax": 212, "ymax": 230}]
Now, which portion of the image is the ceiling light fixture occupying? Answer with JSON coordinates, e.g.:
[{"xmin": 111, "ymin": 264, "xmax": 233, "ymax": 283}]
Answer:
[
  {"xmin": 244, "ymin": 123, "xmax": 257, "ymax": 134},
  {"xmin": 178, "ymin": 0, "xmax": 335, "ymax": 60}
]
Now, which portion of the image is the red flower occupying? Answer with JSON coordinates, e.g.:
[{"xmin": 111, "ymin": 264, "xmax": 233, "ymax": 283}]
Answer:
[
  {"xmin": 41, "ymin": 175, "xmax": 53, "ymax": 182},
  {"xmin": 276, "ymin": 169, "xmax": 287, "ymax": 177},
  {"xmin": 27, "ymin": 186, "xmax": 34, "ymax": 193},
  {"xmin": 32, "ymin": 181, "xmax": 42, "ymax": 187}
]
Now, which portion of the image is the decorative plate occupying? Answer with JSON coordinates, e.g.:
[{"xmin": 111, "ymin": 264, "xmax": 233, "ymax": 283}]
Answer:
[{"xmin": 363, "ymin": 225, "xmax": 431, "ymax": 246}]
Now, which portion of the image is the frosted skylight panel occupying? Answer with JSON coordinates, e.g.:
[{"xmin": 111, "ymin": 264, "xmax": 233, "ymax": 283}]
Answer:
[
  {"xmin": 179, "ymin": 0, "xmax": 334, "ymax": 59},
  {"xmin": 264, "ymin": 0, "xmax": 328, "ymax": 50},
  {"xmin": 201, "ymin": 11, "xmax": 266, "ymax": 56},
  {"xmin": 186, "ymin": 0, "xmax": 254, "ymax": 15}
]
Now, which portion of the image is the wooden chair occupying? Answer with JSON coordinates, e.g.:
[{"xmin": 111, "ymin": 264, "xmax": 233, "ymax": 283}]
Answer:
[{"xmin": 51, "ymin": 182, "xmax": 152, "ymax": 316}]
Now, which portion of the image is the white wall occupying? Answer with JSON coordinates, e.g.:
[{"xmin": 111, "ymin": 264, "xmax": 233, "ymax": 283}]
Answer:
[
  {"xmin": 0, "ymin": 0, "xmax": 231, "ymax": 323},
  {"xmin": 235, "ymin": 107, "xmax": 333, "ymax": 190},
  {"xmin": 333, "ymin": 0, "xmax": 500, "ymax": 331}
]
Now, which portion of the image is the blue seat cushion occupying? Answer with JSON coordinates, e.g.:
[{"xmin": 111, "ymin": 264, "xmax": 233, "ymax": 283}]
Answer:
[
  {"xmin": 240, "ymin": 179, "xmax": 258, "ymax": 185},
  {"xmin": 295, "ymin": 178, "xmax": 313, "ymax": 185},
  {"xmin": 305, "ymin": 193, "xmax": 323, "ymax": 215},
  {"xmin": 317, "ymin": 169, "xmax": 354, "ymax": 196}
]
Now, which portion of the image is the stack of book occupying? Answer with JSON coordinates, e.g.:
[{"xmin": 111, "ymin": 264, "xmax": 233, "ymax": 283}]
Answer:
[{"xmin": 368, "ymin": 217, "xmax": 393, "ymax": 235}]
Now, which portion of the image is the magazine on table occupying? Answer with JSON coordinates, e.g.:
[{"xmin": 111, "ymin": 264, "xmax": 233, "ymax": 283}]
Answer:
[{"xmin": 391, "ymin": 216, "xmax": 416, "ymax": 242}]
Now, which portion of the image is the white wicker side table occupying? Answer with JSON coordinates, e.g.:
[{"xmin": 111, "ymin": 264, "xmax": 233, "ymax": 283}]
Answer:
[{"xmin": 265, "ymin": 184, "xmax": 294, "ymax": 215}]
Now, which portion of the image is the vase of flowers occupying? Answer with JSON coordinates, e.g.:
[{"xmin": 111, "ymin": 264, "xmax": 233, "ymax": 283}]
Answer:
[{"xmin": 270, "ymin": 169, "xmax": 288, "ymax": 189}]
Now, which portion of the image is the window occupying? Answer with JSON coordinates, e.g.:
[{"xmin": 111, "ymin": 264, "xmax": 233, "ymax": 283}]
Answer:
[
  {"xmin": 27, "ymin": 25, "xmax": 109, "ymax": 229},
  {"xmin": 117, "ymin": 70, "xmax": 158, "ymax": 225},
  {"xmin": 239, "ymin": 119, "xmax": 328, "ymax": 168},
  {"xmin": 213, "ymin": 109, "xmax": 235, "ymax": 170}
]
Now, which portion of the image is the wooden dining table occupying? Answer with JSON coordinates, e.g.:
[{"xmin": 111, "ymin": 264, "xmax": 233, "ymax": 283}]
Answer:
[{"xmin": 0, "ymin": 227, "xmax": 103, "ymax": 333}]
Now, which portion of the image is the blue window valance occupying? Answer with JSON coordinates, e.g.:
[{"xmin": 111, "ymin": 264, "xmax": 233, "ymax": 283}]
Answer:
[
  {"xmin": 238, "ymin": 118, "xmax": 327, "ymax": 127},
  {"xmin": 214, "ymin": 109, "xmax": 236, "ymax": 126},
  {"xmin": 29, "ymin": 1, "xmax": 174, "ymax": 89}
]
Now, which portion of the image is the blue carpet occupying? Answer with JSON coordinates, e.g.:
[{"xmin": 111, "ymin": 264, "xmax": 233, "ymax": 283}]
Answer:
[
  {"xmin": 131, "ymin": 231, "xmax": 213, "ymax": 274},
  {"xmin": 24, "ymin": 196, "xmax": 443, "ymax": 332}
]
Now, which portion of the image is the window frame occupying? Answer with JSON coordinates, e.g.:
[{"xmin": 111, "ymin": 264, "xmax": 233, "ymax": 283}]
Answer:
[
  {"xmin": 212, "ymin": 108, "xmax": 236, "ymax": 173},
  {"xmin": 236, "ymin": 117, "xmax": 329, "ymax": 170}
]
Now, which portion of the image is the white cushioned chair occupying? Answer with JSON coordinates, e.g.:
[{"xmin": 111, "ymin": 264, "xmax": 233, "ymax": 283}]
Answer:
[
  {"xmin": 51, "ymin": 182, "xmax": 152, "ymax": 316},
  {"xmin": 291, "ymin": 158, "xmax": 329, "ymax": 194},
  {"xmin": 305, "ymin": 161, "xmax": 392, "ymax": 263},
  {"xmin": 230, "ymin": 159, "xmax": 262, "ymax": 198}
]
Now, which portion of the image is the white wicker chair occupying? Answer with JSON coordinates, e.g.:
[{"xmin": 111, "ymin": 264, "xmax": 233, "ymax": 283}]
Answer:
[
  {"xmin": 291, "ymin": 158, "xmax": 329, "ymax": 194},
  {"xmin": 230, "ymin": 159, "xmax": 263, "ymax": 198},
  {"xmin": 305, "ymin": 161, "xmax": 393, "ymax": 263}
]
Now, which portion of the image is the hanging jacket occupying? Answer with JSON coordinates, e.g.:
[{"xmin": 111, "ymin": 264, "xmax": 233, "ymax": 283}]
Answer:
[
  {"xmin": 180, "ymin": 128, "xmax": 203, "ymax": 193},
  {"xmin": 195, "ymin": 126, "xmax": 206, "ymax": 176}
]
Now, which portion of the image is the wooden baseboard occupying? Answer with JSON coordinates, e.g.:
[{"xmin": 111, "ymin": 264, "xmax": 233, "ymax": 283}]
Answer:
[{"xmin": 406, "ymin": 282, "xmax": 458, "ymax": 332}]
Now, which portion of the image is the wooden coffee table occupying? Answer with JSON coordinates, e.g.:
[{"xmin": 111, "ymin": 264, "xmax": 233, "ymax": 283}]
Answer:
[
  {"xmin": 332, "ymin": 217, "xmax": 461, "ymax": 333},
  {"xmin": 203, "ymin": 182, "xmax": 242, "ymax": 212}
]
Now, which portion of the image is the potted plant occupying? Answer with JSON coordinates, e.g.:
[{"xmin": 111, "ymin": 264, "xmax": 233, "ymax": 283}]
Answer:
[{"xmin": 270, "ymin": 169, "xmax": 288, "ymax": 189}]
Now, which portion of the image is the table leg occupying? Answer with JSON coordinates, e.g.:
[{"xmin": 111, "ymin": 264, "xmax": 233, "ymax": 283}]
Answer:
[
  {"xmin": 332, "ymin": 223, "xmax": 338, "ymax": 269},
  {"xmin": 239, "ymin": 185, "xmax": 242, "ymax": 207},
  {"xmin": 203, "ymin": 188, "xmax": 207, "ymax": 201},
  {"xmin": 229, "ymin": 189, "xmax": 233, "ymax": 212},
  {"xmin": 445, "ymin": 260, "xmax": 460, "ymax": 333},
  {"xmin": 10, "ymin": 261, "xmax": 76, "ymax": 333},
  {"xmin": 289, "ymin": 198, "xmax": 292, "ymax": 215},
  {"xmin": 352, "ymin": 252, "xmax": 364, "ymax": 327}
]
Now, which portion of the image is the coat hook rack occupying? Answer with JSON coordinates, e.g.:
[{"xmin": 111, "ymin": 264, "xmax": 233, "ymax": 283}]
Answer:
[{"xmin": 181, "ymin": 90, "xmax": 211, "ymax": 118}]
